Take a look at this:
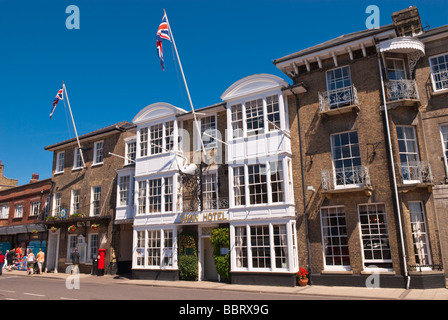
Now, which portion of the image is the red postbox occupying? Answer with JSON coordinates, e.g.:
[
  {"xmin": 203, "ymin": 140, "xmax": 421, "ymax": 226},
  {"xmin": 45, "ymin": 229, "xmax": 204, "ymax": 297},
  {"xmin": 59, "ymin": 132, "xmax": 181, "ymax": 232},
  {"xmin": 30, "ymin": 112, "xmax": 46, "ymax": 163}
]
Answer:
[{"xmin": 98, "ymin": 249, "xmax": 106, "ymax": 270}]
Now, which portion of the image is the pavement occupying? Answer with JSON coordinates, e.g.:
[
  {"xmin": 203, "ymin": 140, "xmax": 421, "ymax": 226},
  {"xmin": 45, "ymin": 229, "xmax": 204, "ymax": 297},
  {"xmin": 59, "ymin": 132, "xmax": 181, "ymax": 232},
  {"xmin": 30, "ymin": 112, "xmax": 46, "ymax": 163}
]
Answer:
[{"xmin": 2, "ymin": 269, "xmax": 448, "ymax": 300}]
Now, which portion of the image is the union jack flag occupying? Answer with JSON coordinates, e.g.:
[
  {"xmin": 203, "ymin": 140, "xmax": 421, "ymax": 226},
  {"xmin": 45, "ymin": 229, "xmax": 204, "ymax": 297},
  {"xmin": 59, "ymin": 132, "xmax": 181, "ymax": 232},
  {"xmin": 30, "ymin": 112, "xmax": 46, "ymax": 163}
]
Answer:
[
  {"xmin": 50, "ymin": 86, "xmax": 63, "ymax": 119},
  {"xmin": 156, "ymin": 13, "xmax": 171, "ymax": 71}
]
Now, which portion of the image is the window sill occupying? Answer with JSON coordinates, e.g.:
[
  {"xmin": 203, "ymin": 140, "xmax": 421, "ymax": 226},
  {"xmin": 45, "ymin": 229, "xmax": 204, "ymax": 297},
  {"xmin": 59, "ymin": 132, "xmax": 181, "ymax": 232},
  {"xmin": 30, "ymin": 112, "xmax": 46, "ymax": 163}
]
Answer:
[
  {"xmin": 431, "ymin": 88, "xmax": 448, "ymax": 96},
  {"xmin": 320, "ymin": 270, "xmax": 353, "ymax": 275},
  {"xmin": 72, "ymin": 167, "xmax": 82, "ymax": 172},
  {"xmin": 91, "ymin": 162, "xmax": 103, "ymax": 167}
]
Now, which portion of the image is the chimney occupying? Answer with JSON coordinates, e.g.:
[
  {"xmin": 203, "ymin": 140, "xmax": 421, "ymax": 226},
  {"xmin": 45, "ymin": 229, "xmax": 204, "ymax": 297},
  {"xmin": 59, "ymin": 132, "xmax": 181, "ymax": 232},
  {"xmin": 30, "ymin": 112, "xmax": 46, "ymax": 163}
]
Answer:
[
  {"xmin": 30, "ymin": 173, "xmax": 39, "ymax": 183},
  {"xmin": 392, "ymin": 6, "xmax": 423, "ymax": 37}
]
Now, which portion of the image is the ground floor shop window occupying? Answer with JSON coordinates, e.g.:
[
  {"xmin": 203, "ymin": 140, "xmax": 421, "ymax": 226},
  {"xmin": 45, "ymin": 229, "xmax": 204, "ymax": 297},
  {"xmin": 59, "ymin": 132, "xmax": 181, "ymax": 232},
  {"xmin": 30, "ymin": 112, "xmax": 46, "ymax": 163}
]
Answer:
[
  {"xmin": 232, "ymin": 222, "xmax": 295, "ymax": 272},
  {"xmin": 320, "ymin": 206, "xmax": 350, "ymax": 270},
  {"xmin": 358, "ymin": 203, "xmax": 392, "ymax": 270}
]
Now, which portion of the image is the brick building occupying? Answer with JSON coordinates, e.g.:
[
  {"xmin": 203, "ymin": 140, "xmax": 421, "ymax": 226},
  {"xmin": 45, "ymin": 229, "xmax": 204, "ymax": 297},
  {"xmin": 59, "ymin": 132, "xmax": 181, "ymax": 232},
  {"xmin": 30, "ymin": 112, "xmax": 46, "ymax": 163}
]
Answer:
[
  {"xmin": 274, "ymin": 6, "xmax": 447, "ymax": 288},
  {"xmin": 0, "ymin": 161, "xmax": 18, "ymax": 191},
  {"xmin": 0, "ymin": 174, "xmax": 51, "ymax": 258},
  {"xmin": 44, "ymin": 121, "xmax": 136, "ymax": 274}
]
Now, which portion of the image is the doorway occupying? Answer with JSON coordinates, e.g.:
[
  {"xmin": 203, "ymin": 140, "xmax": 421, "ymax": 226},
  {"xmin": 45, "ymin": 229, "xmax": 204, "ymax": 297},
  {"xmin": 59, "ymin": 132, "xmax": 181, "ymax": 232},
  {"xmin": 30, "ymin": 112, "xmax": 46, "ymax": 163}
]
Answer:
[
  {"xmin": 202, "ymin": 237, "xmax": 218, "ymax": 281},
  {"xmin": 46, "ymin": 231, "xmax": 60, "ymax": 272}
]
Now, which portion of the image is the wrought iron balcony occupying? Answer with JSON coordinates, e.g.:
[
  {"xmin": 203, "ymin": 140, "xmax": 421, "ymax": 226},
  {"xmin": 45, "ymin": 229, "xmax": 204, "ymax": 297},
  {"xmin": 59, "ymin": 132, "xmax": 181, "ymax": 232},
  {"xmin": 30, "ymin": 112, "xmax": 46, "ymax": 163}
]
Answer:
[
  {"xmin": 321, "ymin": 165, "xmax": 371, "ymax": 192},
  {"xmin": 182, "ymin": 197, "xmax": 229, "ymax": 212},
  {"xmin": 319, "ymin": 85, "xmax": 359, "ymax": 113},
  {"xmin": 385, "ymin": 79, "xmax": 419, "ymax": 102},
  {"xmin": 399, "ymin": 161, "xmax": 433, "ymax": 184}
]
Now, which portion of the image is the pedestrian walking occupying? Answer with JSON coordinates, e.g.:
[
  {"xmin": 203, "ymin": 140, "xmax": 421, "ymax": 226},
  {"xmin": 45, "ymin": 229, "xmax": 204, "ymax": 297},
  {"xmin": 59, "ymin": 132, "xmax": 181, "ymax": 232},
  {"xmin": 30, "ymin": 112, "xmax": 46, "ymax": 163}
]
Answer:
[
  {"xmin": 0, "ymin": 251, "xmax": 4, "ymax": 275},
  {"xmin": 36, "ymin": 248, "xmax": 45, "ymax": 274},
  {"xmin": 7, "ymin": 249, "xmax": 14, "ymax": 271},
  {"xmin": 3, "ymin": 250, "xmax": 8, "ymax": 270},
  {"xmin": 71, "ymin": 247, "xmax": 80, "ymax": 274},
  {"xmin": 27, "ymin": 249, "xmax": 35, "ymax": 275}
]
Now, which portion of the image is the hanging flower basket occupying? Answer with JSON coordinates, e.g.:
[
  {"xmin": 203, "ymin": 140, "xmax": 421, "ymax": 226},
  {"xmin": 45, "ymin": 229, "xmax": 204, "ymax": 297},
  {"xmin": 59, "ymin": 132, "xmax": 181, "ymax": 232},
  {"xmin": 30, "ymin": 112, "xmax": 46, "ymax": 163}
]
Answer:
[
  {"xmin": 68, "ymin": 225, "xmax": 77, "ymax": 232},
  {"xmin": 50, "ymin": 226, "xmax": 58, "ymax": 233},
  {"xmin": 31, "ymin": 229, "xmax": 39, "ymax": 234},
  {"xmin": 91, "ymin": 223, "xmax": 100, "ymax": 230}
]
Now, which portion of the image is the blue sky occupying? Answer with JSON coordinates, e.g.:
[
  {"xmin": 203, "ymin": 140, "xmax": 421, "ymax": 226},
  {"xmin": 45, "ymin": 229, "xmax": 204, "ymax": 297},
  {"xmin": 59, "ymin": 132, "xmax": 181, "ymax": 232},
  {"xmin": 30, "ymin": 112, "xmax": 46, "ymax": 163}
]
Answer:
[{"xmin": 0, "ymin": 0, "xmax": 446, "ymax": 185}]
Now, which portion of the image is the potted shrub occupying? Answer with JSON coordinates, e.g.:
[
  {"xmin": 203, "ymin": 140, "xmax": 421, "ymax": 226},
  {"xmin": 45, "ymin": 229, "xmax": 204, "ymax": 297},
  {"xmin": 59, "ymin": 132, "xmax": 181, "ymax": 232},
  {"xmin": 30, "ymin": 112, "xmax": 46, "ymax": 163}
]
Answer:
[{"xmin": 297, "ymin": 267, "xmax": 309, "ymax": 286}]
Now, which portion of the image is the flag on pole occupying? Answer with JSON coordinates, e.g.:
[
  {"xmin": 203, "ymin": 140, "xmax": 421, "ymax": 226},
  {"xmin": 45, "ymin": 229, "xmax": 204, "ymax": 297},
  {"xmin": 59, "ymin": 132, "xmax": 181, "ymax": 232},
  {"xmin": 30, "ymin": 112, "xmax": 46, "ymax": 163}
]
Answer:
[
  {"xmin": 50, "ymin": 86, "xmax": 63, "ymax": 119},
  {"xmin": 156, "ymin": 12, "xmax": 171, "ymax": 71}
]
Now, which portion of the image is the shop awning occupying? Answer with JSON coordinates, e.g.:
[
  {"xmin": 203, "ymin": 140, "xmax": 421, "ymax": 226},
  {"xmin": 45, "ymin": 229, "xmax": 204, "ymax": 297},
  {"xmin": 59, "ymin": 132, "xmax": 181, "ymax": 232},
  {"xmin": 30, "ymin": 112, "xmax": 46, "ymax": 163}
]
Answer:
[{"xmin": 0, "ymin": 224, "xmax": 46, "ymax": 235}]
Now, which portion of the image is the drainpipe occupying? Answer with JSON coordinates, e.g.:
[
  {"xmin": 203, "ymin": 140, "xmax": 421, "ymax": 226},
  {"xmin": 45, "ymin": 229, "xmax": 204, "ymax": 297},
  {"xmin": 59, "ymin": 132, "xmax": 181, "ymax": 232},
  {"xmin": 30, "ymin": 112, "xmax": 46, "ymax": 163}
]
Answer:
[
  {"xmin": 289, "ymin": 86, "xmax": 312, "ymax": 282},
  {"xmin": 375, "ymin": 43, "xmax": 410, "ymax": 289}
]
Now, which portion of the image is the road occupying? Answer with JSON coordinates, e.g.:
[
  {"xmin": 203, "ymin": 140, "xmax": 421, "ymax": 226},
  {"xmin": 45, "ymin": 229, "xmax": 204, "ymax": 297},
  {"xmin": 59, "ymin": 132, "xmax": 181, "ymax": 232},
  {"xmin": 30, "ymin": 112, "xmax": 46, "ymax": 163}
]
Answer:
[{"xmin": 0, "ymin": 274, "xmax": 346, "ymax": 301}]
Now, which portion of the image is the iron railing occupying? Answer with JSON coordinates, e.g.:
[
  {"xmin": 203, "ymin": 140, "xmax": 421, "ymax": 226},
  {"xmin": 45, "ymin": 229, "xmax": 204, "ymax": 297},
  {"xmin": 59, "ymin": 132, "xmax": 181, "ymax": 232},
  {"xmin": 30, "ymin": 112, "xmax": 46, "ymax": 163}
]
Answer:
[
  {"xmin": 319, "ymin": 85, "xmax": 359, "ymax": 112},
  {"xmin": 399, "ymin": 161, "xmax": 433, "ymax": 184},
  {"xmin": 385, "ymin": 79, "xmax": 419, "ymax": 102},
  {"xmin": 321, "ymin": 165, "xmax": 371, "ymax": 191}
]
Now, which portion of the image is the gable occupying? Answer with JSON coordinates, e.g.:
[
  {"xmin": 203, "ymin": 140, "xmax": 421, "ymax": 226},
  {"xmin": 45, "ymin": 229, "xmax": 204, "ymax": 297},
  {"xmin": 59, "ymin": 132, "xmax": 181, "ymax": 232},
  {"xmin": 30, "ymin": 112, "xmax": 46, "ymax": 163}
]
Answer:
[
  {"xmin": 221, "ymin": 74, "xmax": 289, "ymax": 101},
  {"xmin": 132, "ymin": 102, "xmax": 187, "ymax": 124}
]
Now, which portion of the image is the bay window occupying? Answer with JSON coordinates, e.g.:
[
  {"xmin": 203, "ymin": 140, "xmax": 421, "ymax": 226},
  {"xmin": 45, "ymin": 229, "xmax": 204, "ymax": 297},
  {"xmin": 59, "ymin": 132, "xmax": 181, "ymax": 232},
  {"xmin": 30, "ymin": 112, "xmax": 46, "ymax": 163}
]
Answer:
[
  {"xmin": 134, "ymin": 229, "xmax": 175, "ymax": 269},
  {"xmin": 231, "ymin": 160, "xmax": 287, "ymax": 207},
  {"xmin": 136, "ymin": 176, "xmax": 176, "ymax": 215},
  {"xmin": 232, "ymin": 222, "xmax": 295, "ymax": 272},
  {"xmin": 229, "ymin": 94, "xmax": 284, "ymax": 139}
]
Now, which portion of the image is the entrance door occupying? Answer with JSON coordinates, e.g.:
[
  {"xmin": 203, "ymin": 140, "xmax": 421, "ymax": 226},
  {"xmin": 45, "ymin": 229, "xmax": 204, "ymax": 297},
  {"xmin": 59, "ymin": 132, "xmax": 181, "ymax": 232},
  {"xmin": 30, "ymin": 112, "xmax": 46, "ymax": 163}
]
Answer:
[
  {"xmin": 46, "ymin": 231, "xmax": 59, "ymax": 272},
  {"xmin": 203, "ymin": 237, "xmax": 218, "ymax": 281}
]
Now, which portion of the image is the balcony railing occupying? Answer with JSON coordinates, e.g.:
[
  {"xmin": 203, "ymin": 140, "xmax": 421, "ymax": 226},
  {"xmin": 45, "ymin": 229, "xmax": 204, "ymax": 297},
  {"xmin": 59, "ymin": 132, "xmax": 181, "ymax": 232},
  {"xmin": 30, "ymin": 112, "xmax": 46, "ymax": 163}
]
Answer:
[
  {"xmin": 321, "ymin": 165, "xmax": 371, "ymax": 191},
  {"xmin": 399, "ymin": 161, "xmax": 433, "ymax": 184},
  {"xmin": 319, "ymin": 85, "xmax": 359, "ymax": 112},
  {"xmin": 385, "ymin": 79, "xmax": 419, "ymax": 102},
  {"xmin": 183, "ymin": 197, "xmax": 229, "ymax": 212}
]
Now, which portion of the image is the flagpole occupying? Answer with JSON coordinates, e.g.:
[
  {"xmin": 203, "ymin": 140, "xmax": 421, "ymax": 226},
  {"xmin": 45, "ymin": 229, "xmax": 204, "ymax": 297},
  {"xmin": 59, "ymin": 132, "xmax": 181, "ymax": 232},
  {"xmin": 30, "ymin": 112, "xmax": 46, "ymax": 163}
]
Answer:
[
  {"xmin": 163, "ymin": 9, "xmax": 208, "ymax": 158},
  {"xmin": 63, "ymin": 82, "xmax": 86, "ymax": 168}
]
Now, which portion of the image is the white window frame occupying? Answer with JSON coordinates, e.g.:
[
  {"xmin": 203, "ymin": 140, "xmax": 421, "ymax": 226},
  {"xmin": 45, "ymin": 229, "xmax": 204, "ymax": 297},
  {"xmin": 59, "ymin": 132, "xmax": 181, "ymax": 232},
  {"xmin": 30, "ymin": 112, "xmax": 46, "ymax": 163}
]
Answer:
[
  {"xmin": 133, "ymin": 228, "xmax": 177, "ymax": 270},
  {"xmin": 90, "ymin": 186, "xmax": 101, "ymax": 216},
  {"xmin": 440, "ymin": 124, "xmax": 448, "ymax": 177},
  {"xmin": 30, "ymin": 200, "xmax": 41, "ymax": 216},
  {"xmin": 230, "ymin": 159, "xmax": 287, "ymax": 208},
  {"xmin": 202, "ymin": 172, "xmax": 218, "ymax": 210},
  {"xmin": 429, "ymin": 52, "xmax": 448, "ymax": 92},
  {"xmin": 14, "ymin": 204, "xmax": 23, "ymax": 218},
  {"xmin": 71, "ymin": 189, "xmax": 80, "ymax": 215},
  {"xmin": 93, "ymin": 141, "xmax": 104, "ymax": 165},
  {"xmin": 325, "ymin": 65, "xmax": 353, "ymax": 108},
  {"xmin": 231, "ymin": 221, "xmax": 296, "ymax": 273},
  {"xmin": 67, "ymin": 234, "xmax": 77, "ymax": 262},
  {"xmin": 320, "ymin": 206, "xmax": 351, "ymax": 271},
  {"xmin": 73, "ymin": 147, "xmax": 83, "ymax": 170},
  {"xmin": 200, "ymin": 115, "xmax": 218, "ymax": 149},
  {"xmin": 136, "ymin": 175, "xmax": 176, "ymax": 215},
  {"xmin": 408, "ymin": 201, "xmax": 432, "ymax": 270},
  {"xmin": 0, "ymin": 204, "xmax": 9, "ymax": 219},
  {"xmin": 56, "ymin": 151, "xmax": 65, "ymax": 173},
  {"xmin": 87, "ymin": 233, "xmax": 99, "ymax": 263},
  {"xmin": 118, "ymin": 175, "xmax": 131, "ymax": 207},
  {"xmin": 140, "ymin": 127, "xmax": 148, "ymax": 157},
  {"xmin": 358, "ymin": 203, "xmax": 392, "ymax": 272},
  {"xmin": 396, "ymin": 126, "xmax": 420, "ymax": 184},
  {"xmin": 150, "ymin": 123, "xmax": 164, "ymax": 155},
  {"xmin": 53, "ymin": 192, "xmax": 62, "ymax": 216},
  {"xmin": 125, "ymin": 140, "xmax": 136, "ymax": 165},
  {"xmin": 330, "ymin": 131, "xmax": 362, "ymax": 189}
]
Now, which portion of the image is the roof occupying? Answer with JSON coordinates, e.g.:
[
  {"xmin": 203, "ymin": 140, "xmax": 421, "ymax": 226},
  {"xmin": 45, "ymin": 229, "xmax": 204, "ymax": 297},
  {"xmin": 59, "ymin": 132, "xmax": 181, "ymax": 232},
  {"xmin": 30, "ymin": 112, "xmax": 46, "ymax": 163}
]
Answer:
[
  {"xmin": 44, "ymin": 121, "xmax": 136, "ymax": 151},
  {"xmin": 273, "ymin": 24, "xmax": 395, "ymax": 65}
]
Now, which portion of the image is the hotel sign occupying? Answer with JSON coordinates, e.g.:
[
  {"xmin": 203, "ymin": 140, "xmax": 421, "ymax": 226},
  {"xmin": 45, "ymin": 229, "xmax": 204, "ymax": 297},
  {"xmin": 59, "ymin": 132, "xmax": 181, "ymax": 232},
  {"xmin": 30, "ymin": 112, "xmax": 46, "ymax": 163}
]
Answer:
[{"xmin": 176, "ymin": 211, "xmax": 229, "ymax": 224}]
